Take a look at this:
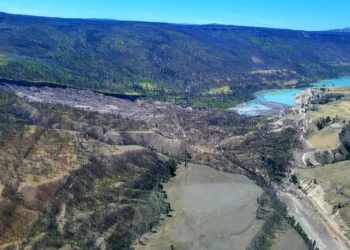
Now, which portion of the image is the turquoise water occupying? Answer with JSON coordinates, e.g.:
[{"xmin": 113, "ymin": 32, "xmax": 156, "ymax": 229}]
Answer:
[
  {"xmin": 255, "ymin": 88, "xmax": 305, "ymax": 105},
  {"xmin": 312, "ymin": 76, "xmax": 350, "ymax": 87},
  {"xmin": 234, "ymin": 76, "xmax": 350, "ymax": 116}
]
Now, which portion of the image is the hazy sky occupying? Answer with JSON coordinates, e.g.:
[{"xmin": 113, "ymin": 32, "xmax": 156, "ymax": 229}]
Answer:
[{"xmin": 0, "ymin": 0, "xmax": 349, "ymax": 30}]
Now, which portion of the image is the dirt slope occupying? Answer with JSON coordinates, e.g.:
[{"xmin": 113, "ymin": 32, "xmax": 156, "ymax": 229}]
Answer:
[
  {"xmin": 280, "ymin": 186, "xmax": 350, "ymax": 250},
  {"xmin": 133, "ymin": 163, "xmax": 263, "ymax": 250},
  {"xmin": 104, "ymin": 131, "xmax": 195, "ymax": 157}
]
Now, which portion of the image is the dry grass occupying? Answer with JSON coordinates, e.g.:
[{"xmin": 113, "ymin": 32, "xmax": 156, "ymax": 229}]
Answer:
[
  {"xmin": 304, "ymin": 92, "xmax": 350, "ymax": 150},
  {"xmin": 283, "ymin": 79, "xmax": 299, "ymax": 86},
  {"xmin": 306, "ymin": 125, "xmax": 342, "ymax": 150},
  {"xmin": 307, "ymin": 100, "xmax": 350, "ymax": 122},
  {"xmin": 328, "ymin": 87, "xmax": 350, "ymax": 95},
  {"xmin": 339, "ymin": 206, "xmax": 350, "ymax": 239},
  {"xmin": 0, "ymin": 207, "xmax": 40, "ymax": 244},
  {"xmin": 271, "ymin": 221, "xmax": 307, "ymax": 250}
]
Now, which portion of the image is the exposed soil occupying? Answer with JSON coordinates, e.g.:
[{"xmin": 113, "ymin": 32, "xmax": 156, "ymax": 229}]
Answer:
[
  {"xmin": 271, "ymin": 226, "xmax": 307, "ymax": 250},
  {"xmin": 280, "ymin": 186, "xmax": 350, "ymax": 250},
  {"xmin": 133, "ymin": 163, "xmax": 263, "ymax": 250}
]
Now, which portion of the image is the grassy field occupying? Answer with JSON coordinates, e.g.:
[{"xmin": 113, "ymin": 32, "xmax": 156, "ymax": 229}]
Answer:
[
  {"xmin": 189, "ymin": 94, "xmax": 246, "ymax": 109},
  {"xmin": 0, "ymin": 54, "xmax": 9, "ymax": 66},
  {"xmin": 304, "ymin": 88, "xmax": 350, "ymax": 150},
  {"xmin": 306, "ymin": 125, "xmax": 342, "ymax": 150},
  {"xmin": 307, "ymin": 100, "xmax": 350, "ymax": 122},
  {"xmin": 328, "ymin": 87, "xmax": 350, "ymax": 95},
  {"xmin": 204, "ymin": 85, "xmax": 231, "ymax": 94},
  {"xmin": 139, "ymin": 82, "xmax": 156, "ymax": 90}
]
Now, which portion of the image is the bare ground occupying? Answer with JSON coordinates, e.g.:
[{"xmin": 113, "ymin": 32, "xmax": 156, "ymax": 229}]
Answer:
[
  {"xmin": 1, "ymin": 84, "xmax": 239, "ymax": 148},
  {"xmin": 271, "ymin": 225, "xmax": 308, "ymax": 250},
  {"xmin": 132, "ymin": 163, "xmax": 263, "ymax": 250},
  {"xmin": 280, "ymin": 182, "xmax": 350, "ymax": 250}
]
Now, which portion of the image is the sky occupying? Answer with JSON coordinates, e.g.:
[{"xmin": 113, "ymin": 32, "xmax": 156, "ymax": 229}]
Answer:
[{"xmin": 0, "ymin": 0, "xmax": 349, "ymax": 31}]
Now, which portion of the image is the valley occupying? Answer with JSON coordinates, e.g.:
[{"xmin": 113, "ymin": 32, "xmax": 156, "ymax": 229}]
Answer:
[
  {"xmin": 2, "ymin": 76, "xmax": 350, "ymax": 250},
  {"xmin": 0, "ymin": 79, "xmax": 329, "ymax": 249},
  {"xmin": 0, "ymin": 82, "xmax": 306, "ymax": 250},
  {"xmin": 0, "ymin": 13, "xmax": 350, "ymax": 108},
  {"xmin": 0, "ymin": 10, "xmax": 349, "ymax": 250}
]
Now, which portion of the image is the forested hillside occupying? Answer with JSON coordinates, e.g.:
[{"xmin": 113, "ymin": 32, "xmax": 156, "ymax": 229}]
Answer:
[
  {"xmin": 0, "ymin": 83, "xmax": 306, "ymax": 250},
  {"xmin": 0, "ymin": 12, "xmax": 350, "ymax": 106}
]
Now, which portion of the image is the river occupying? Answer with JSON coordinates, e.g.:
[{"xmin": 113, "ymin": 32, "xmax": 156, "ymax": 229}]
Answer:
[{"xmin": 233, "ymin": 76, "xmax": 350, "ymax": 116}]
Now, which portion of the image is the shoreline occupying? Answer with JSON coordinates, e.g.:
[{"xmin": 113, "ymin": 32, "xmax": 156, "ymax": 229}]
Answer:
[
  {"xmin": 276, "ymin": 86, "xmax": 350, "ymax": 250},
  {"xmin": 234, "ymin": 75, "xmax": 350, "ymax": 117}
]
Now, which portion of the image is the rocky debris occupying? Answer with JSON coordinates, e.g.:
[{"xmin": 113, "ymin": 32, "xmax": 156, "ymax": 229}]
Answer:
[
  {"xmin": 12, "ymin": 101, "xmax": 42, "ymax": 122},
  {"xmin": 279, "ymin": 186, "xmax": 350, "ymax": 250},
  {"xmin": 71, "ymin": 121, "xmax": 105, "ymax": 140},
  {"xmin": 303, "ymin": 151, "xmax": 320, "ymax": 167},
  {"xmin": 297, "ymin": 175, "xmax": 350, "ymax": 241},
  {"xmin": 1, "ymin": 84, "xmax": 240, "ymax": 148},
  {"xmin": 1, "ymin": 84, "xmax": 168, "ymax": 122},
  {"xmin": 303, "ymin": 144, "xmax": 349, "ymax": 167},
  {"xmin": 103, "ymin": 130, "xmax": 195, "ymax": 157}
]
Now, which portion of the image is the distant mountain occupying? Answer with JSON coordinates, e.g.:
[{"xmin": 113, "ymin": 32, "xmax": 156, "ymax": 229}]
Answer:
[
  {"xmin": 86, "ymin": 18, "xmax": 121, "ymax": 22},
  {"xmin": 330, "ymin": 27, "xmax": 350, "ymax": 33},
  {"xmin": 0, "ymin": 12, "xmax": 349, "ymax": 101}
]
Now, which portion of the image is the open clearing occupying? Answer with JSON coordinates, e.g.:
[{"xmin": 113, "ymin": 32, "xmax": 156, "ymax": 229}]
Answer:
[
  {"xmin": 329, "ymin": 86, "xmax": 350, "ymax": 96},
  {"xmin": 305, "ymin": 125, "xmax": 342, "ymax": 150},
  {"xmin": 307, "ymin": 100, "xmax": 350, "ymax": 122},
  {"xmin": 133, "ymin": 164, "xmax": 263, "ymax": 250},
  {"xmin": 204, "ymin": 85, "xmax": 231, "ymax": 94},
  {"xmin": 139, "ymin": 82, "xmax": 156, "ymax": 89},
  {"xmin": 304, "ymin": 89, "xmax": 350, "ymax": 150}
]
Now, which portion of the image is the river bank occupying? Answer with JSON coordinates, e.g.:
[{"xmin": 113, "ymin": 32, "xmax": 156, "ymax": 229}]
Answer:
[
  {"xmin": 276, "ymin": 86, "xmax": 350, "ymax": 249},
  {"xmin": 234, "ymin": 76, "xmax": 350, "ymax": 116}
]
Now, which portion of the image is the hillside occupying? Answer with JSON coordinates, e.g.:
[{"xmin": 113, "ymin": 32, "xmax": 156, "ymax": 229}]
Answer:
[
  {"xmin": 0, "ymin": 90, "xmax": 184, "ymax": 249},
  {"xmin": 0, "ymin": 12, "xmax": 350, "ymax": 106},
  {"xmin": 0, "ymin": 83, "xmax": 311, "ymax": 250}
]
